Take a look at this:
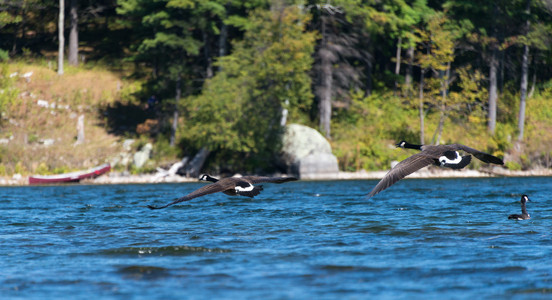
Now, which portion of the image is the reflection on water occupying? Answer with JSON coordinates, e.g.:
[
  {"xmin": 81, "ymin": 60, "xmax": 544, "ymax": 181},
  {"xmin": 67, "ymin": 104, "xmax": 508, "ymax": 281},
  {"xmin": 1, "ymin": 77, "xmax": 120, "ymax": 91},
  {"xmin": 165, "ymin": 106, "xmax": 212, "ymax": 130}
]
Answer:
[{"xmin": 1, "ymin": 177, "xmax": 552, "ymax": 299}]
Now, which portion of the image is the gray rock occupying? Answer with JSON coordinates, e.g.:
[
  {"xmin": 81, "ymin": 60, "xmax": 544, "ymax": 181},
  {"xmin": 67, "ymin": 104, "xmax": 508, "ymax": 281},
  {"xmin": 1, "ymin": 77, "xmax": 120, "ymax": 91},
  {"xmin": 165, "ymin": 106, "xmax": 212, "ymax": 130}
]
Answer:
[
  {"xmin": 122, "ymin": 139, "xmax": 135, "ymax": 151},
  {"xmin": 279, "ymin": 124, "xmax": 339, "ymax": 178},
  {"xmin": 297, "ymin": 152, "xmax": 339, "ymax": 179},
  {"xmin": 280, "ymin": 124, "xmax": 332, "ymax": 164},
  {"xmin": 133, "ymin": 143, "xmax": 153, "ymax": 168},
  {"xmin": 40, "ymin": 139, "xmax": 55, "ymax": 146},
  {"xmin": 119, "ymin": 152, "xmax": 132, "ymax": 167}
]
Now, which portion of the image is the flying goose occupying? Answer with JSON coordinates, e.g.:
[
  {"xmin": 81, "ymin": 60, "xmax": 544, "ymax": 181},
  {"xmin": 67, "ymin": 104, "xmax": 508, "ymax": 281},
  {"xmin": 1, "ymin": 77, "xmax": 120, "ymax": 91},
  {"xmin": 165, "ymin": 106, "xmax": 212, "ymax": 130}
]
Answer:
[
  {"xmin": 147, "ymin": 174, "xmax": 297, "ymax": 209},
  {"xmin": 367, "ymin": 140, "xmax": 504, "ymax": 198},
  {"xmin": 508, "ymin": 195, "xmax": 531, "ymax": 220}
]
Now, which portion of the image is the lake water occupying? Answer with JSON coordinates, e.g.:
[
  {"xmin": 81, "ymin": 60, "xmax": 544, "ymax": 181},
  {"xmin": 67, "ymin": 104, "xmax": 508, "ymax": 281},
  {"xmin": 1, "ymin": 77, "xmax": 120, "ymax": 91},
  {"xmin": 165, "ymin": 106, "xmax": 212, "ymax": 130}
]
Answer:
[{"xmin": 1, "ymin": 177, "xmax": 551, "ymax": 299}]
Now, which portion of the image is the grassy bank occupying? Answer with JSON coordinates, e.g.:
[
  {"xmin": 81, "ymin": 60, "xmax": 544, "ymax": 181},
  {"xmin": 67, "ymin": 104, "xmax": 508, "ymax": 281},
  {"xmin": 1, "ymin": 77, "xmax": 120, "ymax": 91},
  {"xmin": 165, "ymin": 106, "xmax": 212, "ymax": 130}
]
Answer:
[{"xmin": 0, "ymin": 61, "xmax": 142, "ymax": 175}]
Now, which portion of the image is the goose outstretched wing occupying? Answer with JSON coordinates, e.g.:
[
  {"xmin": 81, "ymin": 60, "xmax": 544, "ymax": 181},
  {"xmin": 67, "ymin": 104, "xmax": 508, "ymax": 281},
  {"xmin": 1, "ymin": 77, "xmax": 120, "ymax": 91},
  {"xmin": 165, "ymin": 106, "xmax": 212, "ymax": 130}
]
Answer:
[
  {"xmin": 241, "ymin": 176, "xmax": 298, "ymax": 184},
  {"xmin": 368, "ymin": 154, "xmax": 435, "ymax": 198},
  {"xmin": 147, "ymin": 182, "xmax": 227, "ymax": 209},
  {"xmin": 451, "ymin": 144, "xmax": 504, "ymax": 165}
]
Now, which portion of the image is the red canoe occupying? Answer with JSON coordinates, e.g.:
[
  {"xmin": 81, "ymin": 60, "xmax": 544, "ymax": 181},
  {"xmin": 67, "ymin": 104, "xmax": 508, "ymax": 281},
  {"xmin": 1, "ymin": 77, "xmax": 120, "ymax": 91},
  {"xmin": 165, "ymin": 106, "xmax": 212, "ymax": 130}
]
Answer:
[{"xmin": 28, "ymin": 163, "xmax": 111, "ymax": 185}]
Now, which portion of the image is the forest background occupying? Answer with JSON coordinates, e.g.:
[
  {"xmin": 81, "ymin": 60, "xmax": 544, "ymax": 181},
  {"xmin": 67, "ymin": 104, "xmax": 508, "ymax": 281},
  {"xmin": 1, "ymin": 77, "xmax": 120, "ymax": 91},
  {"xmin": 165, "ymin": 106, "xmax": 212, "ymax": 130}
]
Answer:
[{"xmin": 1, "ymin": 0, "xmax": 552, "ymax": 176}]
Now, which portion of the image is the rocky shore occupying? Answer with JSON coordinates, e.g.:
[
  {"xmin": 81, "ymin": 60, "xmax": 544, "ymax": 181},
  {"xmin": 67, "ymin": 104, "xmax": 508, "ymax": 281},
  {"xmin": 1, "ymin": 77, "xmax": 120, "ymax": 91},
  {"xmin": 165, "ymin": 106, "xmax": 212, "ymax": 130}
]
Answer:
[{"xmin": 2, "ymin": 166, "xmax": 551, "ymax": 186}]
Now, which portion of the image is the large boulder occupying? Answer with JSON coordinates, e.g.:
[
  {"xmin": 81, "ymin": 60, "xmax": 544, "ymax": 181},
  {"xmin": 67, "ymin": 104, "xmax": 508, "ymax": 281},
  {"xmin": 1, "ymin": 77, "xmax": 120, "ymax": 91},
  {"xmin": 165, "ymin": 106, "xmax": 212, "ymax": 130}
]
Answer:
[
  {"xmin": 297, "ymin": 152, "xmax": 339, "ymax": 179},
  {"xmin": 279, "ymin": 124, "xmax": 339, "ymax": 179}
]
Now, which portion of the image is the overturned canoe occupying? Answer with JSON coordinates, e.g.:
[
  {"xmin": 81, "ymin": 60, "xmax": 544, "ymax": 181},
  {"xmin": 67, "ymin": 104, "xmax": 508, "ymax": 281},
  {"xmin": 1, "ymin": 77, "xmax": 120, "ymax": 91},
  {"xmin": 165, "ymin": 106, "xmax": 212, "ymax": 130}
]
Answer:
[{"xmin": 29, "ymin": 163, "xmax": 111, "ymax": 185}]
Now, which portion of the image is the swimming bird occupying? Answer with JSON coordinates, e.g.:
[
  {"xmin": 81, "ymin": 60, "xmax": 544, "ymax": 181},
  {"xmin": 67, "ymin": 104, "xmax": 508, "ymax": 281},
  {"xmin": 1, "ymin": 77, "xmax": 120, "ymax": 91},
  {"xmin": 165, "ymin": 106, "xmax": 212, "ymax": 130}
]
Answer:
[
  {"xmin": 148, "ymin": 174, "xmax": 297, "ymax": 209},
  {"xmin": 368, "ymin": 140, "xmax": 504, "ymax": 198},
  {"xmin": 508, "ymin": 195, "xmax": 531, "ymax": 220}
]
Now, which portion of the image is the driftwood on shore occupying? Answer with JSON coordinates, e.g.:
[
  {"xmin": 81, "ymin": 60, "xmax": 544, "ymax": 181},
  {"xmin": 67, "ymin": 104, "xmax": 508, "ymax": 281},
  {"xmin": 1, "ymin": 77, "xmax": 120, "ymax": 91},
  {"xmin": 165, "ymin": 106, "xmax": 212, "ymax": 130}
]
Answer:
[{"xmin": 179, "ymin": 147, "xmax": 210, "ymax": 178}]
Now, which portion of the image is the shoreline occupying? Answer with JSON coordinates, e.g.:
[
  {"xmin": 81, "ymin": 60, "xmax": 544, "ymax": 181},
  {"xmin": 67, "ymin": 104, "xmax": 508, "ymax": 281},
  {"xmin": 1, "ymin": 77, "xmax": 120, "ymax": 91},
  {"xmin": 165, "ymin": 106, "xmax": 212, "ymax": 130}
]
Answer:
[
  {"xmin": 300, "ymin": 166, "xmax": 552, "ymax": 180},
  {"xmin": 2, "ymin": 167, "xmax": 552, "ymax": 186}
]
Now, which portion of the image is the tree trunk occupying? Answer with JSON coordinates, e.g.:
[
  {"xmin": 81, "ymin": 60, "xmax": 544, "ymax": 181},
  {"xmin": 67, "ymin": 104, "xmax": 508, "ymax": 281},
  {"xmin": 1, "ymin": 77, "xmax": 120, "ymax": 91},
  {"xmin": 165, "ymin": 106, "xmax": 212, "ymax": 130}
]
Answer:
[
  {"xmin": 57, "ymin": 0, "xmax": 65, "ymax": 75},
  {"xmin": 203, "ymin": 29, "xmax": 213, "ymax": 78},
  {"xmin": 498, "ymin": 48, "xmax": 504, "ymax": 93},
  {"xmin": 184, "ymin": 148, "xmax": 210, "ymax": 178},
  {"xmin": 438, "ymin": 64, "xmax": 451, "ymax": 144},
  {"xmin": 487, "ymin": 3, "xmax": 500, "ymax": 134},
  {"xmin": 170, "ymin": 74, "xmax": 181, "ymax": 147},
  {"xmin": 320, "ymin": 56, "xmax": 332, "ymax": 139},
  {"xmin": 418, "ymin": 68, "xmax": 425, "ymax": 145},
  {"xmin": 394, "ymin": 36, "xmax": 402, "ymax": 96},
  {"xmin": 365, "ymin": 57, "xmax": 373, "ymax": 96},
  {"xmin": 487, "ymin": 48, "xmax": 498, "ymax": 134},
  {"xmin": 217, "ymin": 18, "xmax": 228, "ymax": 73},
  {"xmin": 12, "ymin": 7, "xmax": 25, "ymax": 55},
  {"xmin": 68, "ymin": 0, "xmax": 78, "ymax": 66},
  {"xmin": 528, "ymin": 70, "xmax": 536, "ymax": 99},
  {"xmin": 517, "ymin": 0, "xmax": 531, "ymax": 143},
  {"xmin": 219, "ymin": 10, "xmax": 228, "ymax": 58},
  {"xmin": 405, "ymin": 43, "xmax": 414, "ymax": 96},
  {"xmin": 517, "ymin": 44, "xmax": 529, "ymax": 142},
  {"xmin": 432, "ymin": 66, "xmax": 450, "ymax": 145},
  {"xmin": 319, "ymin": 19, "xmax": 332, "ymax": 139},
  {"xmin": 432, "ymin": 111, "xmax": 446, "ymax": 145}
]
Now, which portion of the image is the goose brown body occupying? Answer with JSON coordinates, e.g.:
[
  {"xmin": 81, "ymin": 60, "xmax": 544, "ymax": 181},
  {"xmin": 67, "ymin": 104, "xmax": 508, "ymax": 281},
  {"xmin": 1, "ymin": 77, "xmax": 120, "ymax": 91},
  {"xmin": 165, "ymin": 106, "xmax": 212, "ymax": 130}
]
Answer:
[
  {"xmin": 148, "ymin": 174, "xmax": 297, "ymax": 209},
  {"xmin": 368, "ymin": 141, "xmax": 504, "ymax": 198}
]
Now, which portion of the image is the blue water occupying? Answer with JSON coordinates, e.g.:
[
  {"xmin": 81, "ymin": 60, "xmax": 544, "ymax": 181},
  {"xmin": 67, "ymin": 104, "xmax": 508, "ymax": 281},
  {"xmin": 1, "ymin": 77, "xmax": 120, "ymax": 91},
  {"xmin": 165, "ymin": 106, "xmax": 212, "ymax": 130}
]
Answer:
[{"xmin": 1, "ymin": 177, "xmax": 551, "ymax": 299}]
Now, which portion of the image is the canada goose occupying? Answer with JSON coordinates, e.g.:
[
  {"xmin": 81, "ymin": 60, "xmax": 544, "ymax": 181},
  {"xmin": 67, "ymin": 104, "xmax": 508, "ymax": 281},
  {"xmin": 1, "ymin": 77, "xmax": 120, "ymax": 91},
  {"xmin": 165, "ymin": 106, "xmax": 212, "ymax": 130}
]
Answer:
[
  {"xmin": 368, "ymin": 140, "xmax": 504, "ymax": 198},
  {"xmin": 508, "ymin": 195, "xmax": 531, "ymax": 220},
  {"xmin": 147, "ymin": 174, "xmax": 297, "ymax": 209}
]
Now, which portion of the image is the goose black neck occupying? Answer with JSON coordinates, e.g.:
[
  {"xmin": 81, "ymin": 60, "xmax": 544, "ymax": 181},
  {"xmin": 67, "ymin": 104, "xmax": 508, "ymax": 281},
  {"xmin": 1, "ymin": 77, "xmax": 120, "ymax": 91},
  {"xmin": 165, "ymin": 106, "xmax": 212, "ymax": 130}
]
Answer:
[
  {"xmin": 403, "ymin": 142, "xmax": 422, "ymax": 150},
  {"xmin": 521, "ymin": 202, "xmax": 528, "ymax": 215},
  {"xmin": 203, "ymin": 175, "xmax": 218, "ymax": 183}
]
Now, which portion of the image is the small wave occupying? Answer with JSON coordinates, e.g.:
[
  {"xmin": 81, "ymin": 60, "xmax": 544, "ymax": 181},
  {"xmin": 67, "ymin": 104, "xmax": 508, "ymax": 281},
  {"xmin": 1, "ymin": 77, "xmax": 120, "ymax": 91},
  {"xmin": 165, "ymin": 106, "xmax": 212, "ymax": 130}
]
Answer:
[
  {"xmin": 98, "ymin": 245, "xmax": 232, "ymax": 257},
  {"xmin": 512, "ymin": 287, "xmax": 552, "ymax": 294},
  {"xmin": 101, "ymin": 205, "xmax": 124, "ymax": 212},
  {"xmin": 117, "ymin": 265, "xmax": 171, "ymax": 280},
  {"xmin": 318, "ymin": 265, "xmax": 390, "ymax": 273}
]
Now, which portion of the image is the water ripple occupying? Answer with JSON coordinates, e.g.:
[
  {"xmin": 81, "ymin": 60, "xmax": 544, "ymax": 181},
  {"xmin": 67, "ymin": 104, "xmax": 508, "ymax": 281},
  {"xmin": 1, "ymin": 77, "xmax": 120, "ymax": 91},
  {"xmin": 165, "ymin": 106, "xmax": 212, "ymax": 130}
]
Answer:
[{"xmin": 98, "ymin": 245, "xmax": 233, "ymax": 257}]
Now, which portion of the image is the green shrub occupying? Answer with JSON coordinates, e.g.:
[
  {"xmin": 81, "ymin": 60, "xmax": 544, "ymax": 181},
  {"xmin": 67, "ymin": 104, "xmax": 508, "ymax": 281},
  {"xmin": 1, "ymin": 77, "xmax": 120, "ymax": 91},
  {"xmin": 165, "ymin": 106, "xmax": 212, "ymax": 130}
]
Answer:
[
  {"xmin": 35, "ymin": 162, "xmax": 49, "ymax": 175},
  {"xmin": 505, "ymin": 161, "xmax": 521, "ymax": 171},
  {"xmin": 14, "ymin": 161, "xmax": 27, "ymax": 174},
  {"xmin": 0, "ymin": 49, "xmax": 8, "ymax": 61}
]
